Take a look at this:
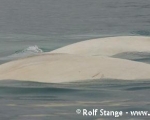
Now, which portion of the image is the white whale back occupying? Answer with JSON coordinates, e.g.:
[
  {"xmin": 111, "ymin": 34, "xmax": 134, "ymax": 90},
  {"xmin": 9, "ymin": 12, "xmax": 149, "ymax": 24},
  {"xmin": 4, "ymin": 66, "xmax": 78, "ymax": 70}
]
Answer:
[
  {"xmin": 0, "ymin": 53, "xmax": 150, "ymax": 83},
  {"xmin": 50, "ymin": 36, "xmax": 150, "ymax": 56}
]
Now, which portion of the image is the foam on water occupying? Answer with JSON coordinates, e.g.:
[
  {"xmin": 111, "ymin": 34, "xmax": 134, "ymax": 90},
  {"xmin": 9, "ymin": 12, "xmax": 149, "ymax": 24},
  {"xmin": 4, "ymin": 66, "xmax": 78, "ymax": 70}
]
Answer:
[
  {"xmin": 16, "ymin": 45, "xmax": 43, "ymax": 53},
  {"xmin": 0, "ymin": 45, "xmax": 43, "ymax": 61}
]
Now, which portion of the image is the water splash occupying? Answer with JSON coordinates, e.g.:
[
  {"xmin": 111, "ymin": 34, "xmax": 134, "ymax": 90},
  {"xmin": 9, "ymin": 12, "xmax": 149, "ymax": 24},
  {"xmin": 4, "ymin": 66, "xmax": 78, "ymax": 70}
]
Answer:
[
  {"xmin": 0, "ymin": 45, "xmax": 43, "ymax": 61},
  {"xmin": 15, "ymin": 45, "xmax": 43, "ymax": 54}
]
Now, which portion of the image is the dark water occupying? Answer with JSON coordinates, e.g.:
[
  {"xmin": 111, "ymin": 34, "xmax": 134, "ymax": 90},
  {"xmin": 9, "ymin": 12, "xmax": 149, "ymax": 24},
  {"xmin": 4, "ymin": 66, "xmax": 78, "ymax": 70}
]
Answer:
[
  {"xmin": 0, "ymin": 80, "xmax": 150, "ymax": 120},
  {"xmin": 0, "ymin": 0, "xmax": 150, "ymax": 120},
  {"xmin": 0, "ymin": 0, "xmax": 150, "ymax": 58}
]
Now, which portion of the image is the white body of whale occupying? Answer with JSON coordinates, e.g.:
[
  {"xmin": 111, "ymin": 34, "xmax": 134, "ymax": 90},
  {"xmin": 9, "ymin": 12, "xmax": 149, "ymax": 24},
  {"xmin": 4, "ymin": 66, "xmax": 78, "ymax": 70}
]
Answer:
[
  {"xmin": 0, "ymin": 53, "xmax": 150, "ymax": 83},
  {"xmin": 50, "ymin": 36, "xmax": 150, "ymax": 57}
]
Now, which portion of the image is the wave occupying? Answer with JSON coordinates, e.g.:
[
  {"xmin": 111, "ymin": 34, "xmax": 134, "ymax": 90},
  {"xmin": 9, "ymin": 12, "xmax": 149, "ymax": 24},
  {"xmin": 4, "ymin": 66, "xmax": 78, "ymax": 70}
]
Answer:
[
  {"xmin": 0, "ymin": 79, "xmax": 150, "ymax": 95},
  {"xmin": 0, "ymin": 80, "xmax": 80, "ymax": 95},
  {"xmin": 0, "ymin": 45, "xmax": 43, "ymax": 61},
  {"xmin": 0, "ymin": 86, "xmax": 77, "ymax": 95}
]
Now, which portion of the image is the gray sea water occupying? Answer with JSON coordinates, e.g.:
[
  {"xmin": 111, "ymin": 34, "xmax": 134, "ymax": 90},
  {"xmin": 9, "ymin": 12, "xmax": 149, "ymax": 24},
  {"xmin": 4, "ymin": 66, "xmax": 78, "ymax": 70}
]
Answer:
[{"xmin": 0, "ymin": 0, "xmax": 150, "ymax": 120}]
